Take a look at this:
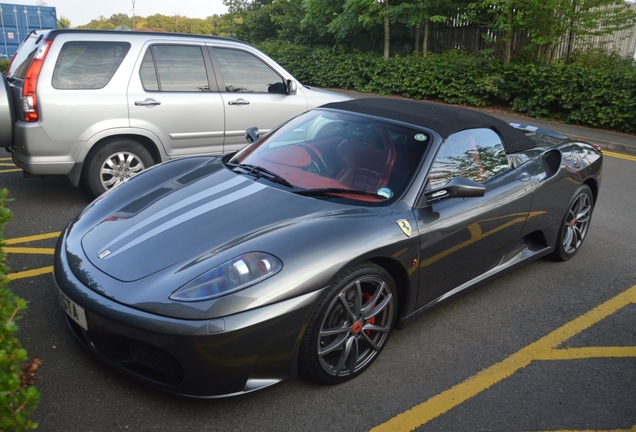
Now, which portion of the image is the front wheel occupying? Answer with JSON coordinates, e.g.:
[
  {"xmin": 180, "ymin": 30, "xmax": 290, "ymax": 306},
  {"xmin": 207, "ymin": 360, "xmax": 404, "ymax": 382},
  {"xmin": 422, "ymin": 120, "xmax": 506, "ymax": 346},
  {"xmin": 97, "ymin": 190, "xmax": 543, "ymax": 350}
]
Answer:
[
  {"xmin": 549, "ymin": 184, "xmax": 594, "ymax": 261},
  {"xmin": 84, "ymin": 139, "xmax": 154, "ymax": 197},
  {"xmin": 300, "ymin": 262, "xmax": 397, "ymax": 384}
]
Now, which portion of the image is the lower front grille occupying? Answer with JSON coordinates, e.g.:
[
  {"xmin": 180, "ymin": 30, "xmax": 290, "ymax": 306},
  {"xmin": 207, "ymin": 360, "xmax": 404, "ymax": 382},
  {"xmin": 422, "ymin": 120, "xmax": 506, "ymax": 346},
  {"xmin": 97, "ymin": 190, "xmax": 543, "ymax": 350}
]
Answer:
[
  {"xmin": 128, "ymin": 341, "xmax": 183, "ymax": 383},
  {"xmin": 88, "ymin": 330, "xmax": 184, "ymax": 386}
]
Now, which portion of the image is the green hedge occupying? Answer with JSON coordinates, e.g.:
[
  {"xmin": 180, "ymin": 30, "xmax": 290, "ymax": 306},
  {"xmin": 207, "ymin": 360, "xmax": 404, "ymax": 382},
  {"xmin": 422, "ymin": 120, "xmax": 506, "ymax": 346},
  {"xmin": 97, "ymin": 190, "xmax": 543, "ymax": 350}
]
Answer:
[
  {"xmin": 0, "ymin": 60, "xmax": 8, "ymax": 75},
  {"xmin": 0, "ymin": 189, "xmax": 40, "ymax": 431},
  {"xmin": 259, "ymin": 42, "xmax": 636, "ymax": 133}
]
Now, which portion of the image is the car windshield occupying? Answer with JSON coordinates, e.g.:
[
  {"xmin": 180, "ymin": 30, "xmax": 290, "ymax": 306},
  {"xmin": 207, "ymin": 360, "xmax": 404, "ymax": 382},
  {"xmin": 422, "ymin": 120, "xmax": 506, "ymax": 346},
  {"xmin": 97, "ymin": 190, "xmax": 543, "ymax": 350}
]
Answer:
[{"xmin": 228, "ymin": 109, "xmax": 431, "ymax": 203}]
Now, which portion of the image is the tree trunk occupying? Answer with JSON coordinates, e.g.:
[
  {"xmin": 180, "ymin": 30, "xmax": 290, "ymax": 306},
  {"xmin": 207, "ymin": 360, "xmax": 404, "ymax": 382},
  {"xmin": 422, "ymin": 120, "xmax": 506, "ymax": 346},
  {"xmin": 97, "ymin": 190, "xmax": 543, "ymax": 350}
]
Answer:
[
  {"xmin": 383, "ymin": 4, "xmax": 390, "ymax": 60},
  {"xmin": 504, "ymin": 11, "xmax": 512, "ymax": 65},
  {"xmin": 422, "ymin": 18, "xmax": 430, "ymax": 58},
  {"xmin": 414, "ymin": 23, "xmax": 420, "ymax": 54}
]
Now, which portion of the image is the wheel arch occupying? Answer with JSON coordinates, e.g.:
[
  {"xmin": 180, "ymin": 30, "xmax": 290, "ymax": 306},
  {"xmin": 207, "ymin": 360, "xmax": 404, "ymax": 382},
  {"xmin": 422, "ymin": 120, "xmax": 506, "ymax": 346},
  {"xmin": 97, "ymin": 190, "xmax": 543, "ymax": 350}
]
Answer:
[
  {"xmin": 72, "ymin": 133, "xmax": 163, "ymax": 187},
  {"xmin": 583, "ymin": 177, "xmax": 599, "ymax": 207},
  {"xmin": 84, "ymin": 134, "xmax": 163, "ymax": 167},
  {"xmin": 366, "ymin": 256, "xmax": 412, "ymax": 326}
]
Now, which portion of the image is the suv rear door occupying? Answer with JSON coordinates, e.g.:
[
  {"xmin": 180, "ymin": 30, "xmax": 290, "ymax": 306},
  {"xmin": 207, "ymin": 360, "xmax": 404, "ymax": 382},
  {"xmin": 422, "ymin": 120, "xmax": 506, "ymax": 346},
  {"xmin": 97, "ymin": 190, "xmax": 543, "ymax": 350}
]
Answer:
[{"xmin": 128, "ymin": 42, "xmax": 225, "ymax": 158}]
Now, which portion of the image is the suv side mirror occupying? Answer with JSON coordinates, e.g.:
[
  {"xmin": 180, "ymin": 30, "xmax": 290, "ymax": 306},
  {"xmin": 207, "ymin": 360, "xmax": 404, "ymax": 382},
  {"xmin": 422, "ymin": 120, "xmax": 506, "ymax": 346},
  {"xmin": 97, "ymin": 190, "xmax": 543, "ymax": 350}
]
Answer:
[
  {"xmin": 245, "ymin": 127, "xmax": 260, "ymax": 144},
  {"xmin": 286, "ymin": 79, "xmax": 297, "ymax": 95}
]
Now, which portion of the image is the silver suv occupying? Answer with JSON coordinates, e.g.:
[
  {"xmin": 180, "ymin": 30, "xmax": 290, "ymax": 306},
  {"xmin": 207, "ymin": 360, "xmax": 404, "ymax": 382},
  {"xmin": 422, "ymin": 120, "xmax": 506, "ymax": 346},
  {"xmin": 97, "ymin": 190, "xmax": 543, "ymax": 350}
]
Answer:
[{"xmin": 1, "ymin": 29, "xmax": 348, "ymax": 196}]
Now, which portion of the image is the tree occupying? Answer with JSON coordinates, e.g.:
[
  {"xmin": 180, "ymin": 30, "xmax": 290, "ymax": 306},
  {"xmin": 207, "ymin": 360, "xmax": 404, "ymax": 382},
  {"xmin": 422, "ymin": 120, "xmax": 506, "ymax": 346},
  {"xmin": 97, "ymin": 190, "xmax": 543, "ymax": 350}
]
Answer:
[
  {"xmin": 467, "ymin": 0, "xmax": 636, "ymax": 64},
  {"xmin": 303, "ymin": 0, "xmax": 401, "ymax": 60},
  {"xmin": 58, "ymin": 16, "xmax": 71, "ymax": 29},
  {"xmin": 392, "ymin": 0, "xmax": 451, "ymax": 57}
]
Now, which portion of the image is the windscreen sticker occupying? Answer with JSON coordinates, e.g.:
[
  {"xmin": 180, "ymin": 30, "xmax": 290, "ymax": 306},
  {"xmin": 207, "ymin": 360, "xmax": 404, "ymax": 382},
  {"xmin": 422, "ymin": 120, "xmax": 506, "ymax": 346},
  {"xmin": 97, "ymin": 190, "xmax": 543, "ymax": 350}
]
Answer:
[
  {"xmin": 377, "ymin": 188, "xmax": 393, "ymax": 199},
  {"xmin": 414, "ymin": 133, "xmax": 428, "ymax": 142}
]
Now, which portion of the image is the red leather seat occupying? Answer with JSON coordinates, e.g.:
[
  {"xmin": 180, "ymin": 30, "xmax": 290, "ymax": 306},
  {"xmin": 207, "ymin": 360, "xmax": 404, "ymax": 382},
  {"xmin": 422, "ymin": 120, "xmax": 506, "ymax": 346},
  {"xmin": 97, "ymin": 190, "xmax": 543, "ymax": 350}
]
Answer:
[{"xmin": 336, "ymin": 127, "xmax": 396, "ymax": 191}]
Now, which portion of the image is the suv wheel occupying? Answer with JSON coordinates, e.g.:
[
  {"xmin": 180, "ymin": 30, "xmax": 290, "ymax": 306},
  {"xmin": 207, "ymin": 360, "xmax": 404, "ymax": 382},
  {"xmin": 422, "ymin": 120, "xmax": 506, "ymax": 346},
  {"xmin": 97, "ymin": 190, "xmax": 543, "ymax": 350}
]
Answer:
[{"xmin": 85, "ymin": 138, "xmax": 154, "ymax": 197}]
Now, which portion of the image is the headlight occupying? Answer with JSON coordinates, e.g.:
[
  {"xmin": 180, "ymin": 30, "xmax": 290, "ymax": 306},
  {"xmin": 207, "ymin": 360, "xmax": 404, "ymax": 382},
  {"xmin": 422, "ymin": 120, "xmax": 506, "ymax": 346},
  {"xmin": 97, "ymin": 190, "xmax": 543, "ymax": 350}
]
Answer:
[{"xmin": 170, "ymin": 252, "xmax": 282, "ymax": 302}]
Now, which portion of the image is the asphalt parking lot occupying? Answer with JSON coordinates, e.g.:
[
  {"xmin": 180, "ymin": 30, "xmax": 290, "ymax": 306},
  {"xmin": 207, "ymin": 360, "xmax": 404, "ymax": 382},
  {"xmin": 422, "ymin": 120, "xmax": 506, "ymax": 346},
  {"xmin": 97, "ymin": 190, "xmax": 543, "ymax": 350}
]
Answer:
[{"xmin": 1, "ymin": 108, "xmax": 635, "ymax": 431}]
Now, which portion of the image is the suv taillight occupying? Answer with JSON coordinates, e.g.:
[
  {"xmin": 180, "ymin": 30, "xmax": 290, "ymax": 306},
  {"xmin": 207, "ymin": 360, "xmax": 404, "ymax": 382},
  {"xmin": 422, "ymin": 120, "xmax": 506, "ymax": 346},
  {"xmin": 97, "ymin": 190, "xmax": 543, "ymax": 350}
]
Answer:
[{"xmin": 23, "ymin": 39, "xmax": 52, "ymax": 123}]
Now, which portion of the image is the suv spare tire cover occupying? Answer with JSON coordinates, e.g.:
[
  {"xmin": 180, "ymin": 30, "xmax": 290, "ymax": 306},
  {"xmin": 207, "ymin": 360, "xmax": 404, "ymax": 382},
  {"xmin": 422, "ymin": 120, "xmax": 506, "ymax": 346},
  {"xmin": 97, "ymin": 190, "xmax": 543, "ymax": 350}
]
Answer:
[{"xmin": 0, "ymin": 74, "xmax": 15, "ymax": 149}]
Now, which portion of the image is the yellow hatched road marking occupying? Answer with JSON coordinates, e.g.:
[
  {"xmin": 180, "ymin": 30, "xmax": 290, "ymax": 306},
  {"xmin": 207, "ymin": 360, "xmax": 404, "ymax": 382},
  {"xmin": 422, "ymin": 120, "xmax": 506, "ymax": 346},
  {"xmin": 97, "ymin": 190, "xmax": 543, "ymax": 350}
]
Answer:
[
  {"xmin": 0, "ymin": 157, "xmax": 19, "ymax": 172},
  {"xmin": 4, "ymin": 247, "xmax": 55, "ymax": 254},
  {"xmin": 9, "ymin": 266, "xmax": 54, "ymax": 280},
  {"xmin": 4, "ymin": 232, "xmax": 61, "ymax": 244},
  {"xmin": 371, "ymin": 284, "xmax": 636, "ymax": 431},
  {"xmin": 4, "ymin": 232, "xmax": 61, "ymax": 280}
]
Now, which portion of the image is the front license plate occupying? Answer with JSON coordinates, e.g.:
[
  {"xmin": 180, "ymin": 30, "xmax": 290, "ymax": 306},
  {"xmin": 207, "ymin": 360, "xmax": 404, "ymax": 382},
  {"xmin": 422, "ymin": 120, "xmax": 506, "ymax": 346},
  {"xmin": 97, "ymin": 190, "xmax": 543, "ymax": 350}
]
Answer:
[{"xmin": 58, "ymin": 289, "xmax": 88, "ymax": 331}]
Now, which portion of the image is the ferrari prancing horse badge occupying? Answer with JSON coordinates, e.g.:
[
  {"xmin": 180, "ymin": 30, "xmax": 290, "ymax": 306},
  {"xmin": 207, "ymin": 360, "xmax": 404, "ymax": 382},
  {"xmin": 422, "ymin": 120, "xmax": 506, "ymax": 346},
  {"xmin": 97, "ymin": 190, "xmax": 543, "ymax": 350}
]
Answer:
[{"xmin": 396, "ymin": 219, "xmax": 412, "ymax": 237}]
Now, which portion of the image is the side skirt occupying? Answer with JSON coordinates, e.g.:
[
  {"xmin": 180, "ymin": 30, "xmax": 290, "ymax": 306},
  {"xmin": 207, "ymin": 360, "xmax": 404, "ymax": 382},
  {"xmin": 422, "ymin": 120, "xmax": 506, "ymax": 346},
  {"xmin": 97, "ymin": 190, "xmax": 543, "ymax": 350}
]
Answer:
[{"xmin": 395, "ymin": 244, "xmax": 552, "ymax": 329}]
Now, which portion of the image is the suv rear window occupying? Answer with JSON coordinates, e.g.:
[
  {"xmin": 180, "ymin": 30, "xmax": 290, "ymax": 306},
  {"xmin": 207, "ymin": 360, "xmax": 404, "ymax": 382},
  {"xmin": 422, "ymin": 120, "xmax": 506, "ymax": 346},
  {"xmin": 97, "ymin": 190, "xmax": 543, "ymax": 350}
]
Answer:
[
  {"xmin": 7, "ymin": 31, "xmax": 43, "ymax": 79},
  {"xmin": 52, "ymin": 41, "xmax": 130, "ymax": 89},
  {"xmin": 140, "ymin": 45, "xmax": 210, "ymax": 92}
]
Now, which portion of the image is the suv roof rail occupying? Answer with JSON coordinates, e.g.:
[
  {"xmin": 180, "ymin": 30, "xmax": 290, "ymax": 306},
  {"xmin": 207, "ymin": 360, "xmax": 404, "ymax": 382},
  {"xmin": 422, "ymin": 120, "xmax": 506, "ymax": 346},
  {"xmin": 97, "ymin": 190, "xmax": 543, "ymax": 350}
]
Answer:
[{"xmin": 43, "ymin": 28, "xmax": 241, "ymax": 44}]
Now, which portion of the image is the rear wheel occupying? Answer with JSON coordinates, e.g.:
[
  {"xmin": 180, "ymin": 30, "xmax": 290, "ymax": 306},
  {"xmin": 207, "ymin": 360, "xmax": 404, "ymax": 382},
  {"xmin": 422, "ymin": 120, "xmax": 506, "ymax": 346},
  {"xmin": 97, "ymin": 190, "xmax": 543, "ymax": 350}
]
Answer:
[
  {"xmin": 549, "ymin": 184, "xmax": 594, "ymax": 261},
  {"xmin": 300, "ymin": 262, "xmax": 396, "ymax": 384},
  {"xmin": 84, "ymin": 138, "xmax": 154, "ymax": 197}
]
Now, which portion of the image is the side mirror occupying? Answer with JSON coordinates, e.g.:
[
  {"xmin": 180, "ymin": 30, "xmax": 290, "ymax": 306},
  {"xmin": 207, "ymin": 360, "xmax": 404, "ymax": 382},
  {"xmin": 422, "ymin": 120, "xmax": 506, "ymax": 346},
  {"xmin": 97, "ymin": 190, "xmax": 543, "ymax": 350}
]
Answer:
[
  {"xmin": 286, "ymin": 79, "xmax": 297, "ymax": 95},
  {"xmin": 424, "ymin": 177, "xmax": 485, "ymax": 203},
  {"xmin": 245, "ymin": 127, "xmax": 260, "ymax": 144}
]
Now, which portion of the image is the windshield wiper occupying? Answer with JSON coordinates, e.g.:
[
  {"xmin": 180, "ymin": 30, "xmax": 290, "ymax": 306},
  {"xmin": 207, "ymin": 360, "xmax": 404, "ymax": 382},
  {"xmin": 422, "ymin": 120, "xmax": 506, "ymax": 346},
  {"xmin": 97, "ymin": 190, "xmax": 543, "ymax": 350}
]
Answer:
[
  {"xmin": 294, "ymin": 188, "xmax": 386, "ymax": 200},
  {"xmin": 225, "ymin": 162, "xmax": 294, "ymax": 189}
]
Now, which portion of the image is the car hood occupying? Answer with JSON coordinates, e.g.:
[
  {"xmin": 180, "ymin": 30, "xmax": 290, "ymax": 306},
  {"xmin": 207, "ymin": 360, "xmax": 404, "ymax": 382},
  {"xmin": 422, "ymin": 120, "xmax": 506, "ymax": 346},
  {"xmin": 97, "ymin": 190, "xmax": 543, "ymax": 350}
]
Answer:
[
  {"xmin": 300, "ymin": 86, "xmax": 351, "ymax": 109},
  {"xmin": 81, "ymin": 164, "xmax": 335, "ymax": 282}
]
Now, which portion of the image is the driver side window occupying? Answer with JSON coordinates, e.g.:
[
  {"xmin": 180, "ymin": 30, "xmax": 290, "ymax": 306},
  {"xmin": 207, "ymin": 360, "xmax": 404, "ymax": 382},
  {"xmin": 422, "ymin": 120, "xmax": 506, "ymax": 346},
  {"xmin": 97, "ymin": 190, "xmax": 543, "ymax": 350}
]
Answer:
[
  {"xmin": 429, "ymin": 128, "xmax": 509, "ymax": 188},
  {"xmin": 212, "ymin": 48, "xmax": 285, "ymax": 93}
]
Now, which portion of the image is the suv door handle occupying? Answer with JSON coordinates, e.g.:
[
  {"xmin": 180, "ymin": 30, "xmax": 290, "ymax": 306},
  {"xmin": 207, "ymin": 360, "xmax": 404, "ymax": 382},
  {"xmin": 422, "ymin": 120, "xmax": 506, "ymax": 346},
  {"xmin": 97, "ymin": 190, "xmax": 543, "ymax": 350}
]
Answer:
[
  {"xmin": 228, "ymin": 98, "xmax": 250, "ymax": 106},
  {"xmin": 135, "ymin": 98, "xmax": 161, "ymax": 106}
]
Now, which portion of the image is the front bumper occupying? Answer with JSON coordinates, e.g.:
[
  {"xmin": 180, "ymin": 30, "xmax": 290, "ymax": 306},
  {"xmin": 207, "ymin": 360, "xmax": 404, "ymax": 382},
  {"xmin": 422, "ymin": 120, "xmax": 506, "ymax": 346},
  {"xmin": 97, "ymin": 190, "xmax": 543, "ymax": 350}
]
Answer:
[{"xmin": 54, "ymin": 231, "xmax": 324, "ymax": 398}]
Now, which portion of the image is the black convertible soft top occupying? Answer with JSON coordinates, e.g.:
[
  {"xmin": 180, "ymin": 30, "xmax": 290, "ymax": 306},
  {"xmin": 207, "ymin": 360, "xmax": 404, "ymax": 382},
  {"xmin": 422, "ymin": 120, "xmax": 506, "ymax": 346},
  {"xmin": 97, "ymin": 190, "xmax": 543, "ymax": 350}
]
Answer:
[{"xmin": 321, "ymin": 98, "xmax": 538, "ymax": 153}]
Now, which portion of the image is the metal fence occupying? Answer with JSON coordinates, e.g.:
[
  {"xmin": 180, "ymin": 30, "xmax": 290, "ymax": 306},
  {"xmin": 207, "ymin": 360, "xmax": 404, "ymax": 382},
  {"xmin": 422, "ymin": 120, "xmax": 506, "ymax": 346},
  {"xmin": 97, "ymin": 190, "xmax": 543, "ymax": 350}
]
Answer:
[{"xmin": 423, "ymin": 3, "xmax": 636, "ymax": 61}]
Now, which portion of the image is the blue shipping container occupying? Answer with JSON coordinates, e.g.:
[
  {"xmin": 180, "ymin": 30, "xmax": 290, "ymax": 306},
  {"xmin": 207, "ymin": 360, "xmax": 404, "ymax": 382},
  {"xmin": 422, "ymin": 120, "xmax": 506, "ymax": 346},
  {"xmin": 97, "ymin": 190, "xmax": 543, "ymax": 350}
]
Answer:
[{"xmin": 0, "ymin": 2, "xmax": 57, "ymax": 59}]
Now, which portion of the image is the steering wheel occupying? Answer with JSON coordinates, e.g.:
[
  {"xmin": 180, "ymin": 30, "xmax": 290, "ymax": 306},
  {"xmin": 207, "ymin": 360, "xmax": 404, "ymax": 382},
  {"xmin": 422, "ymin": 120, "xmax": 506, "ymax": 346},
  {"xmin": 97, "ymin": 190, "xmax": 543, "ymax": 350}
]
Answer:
[{"xmin": 299, "ymin": 144, "xmax": 329, "ymax": 176}]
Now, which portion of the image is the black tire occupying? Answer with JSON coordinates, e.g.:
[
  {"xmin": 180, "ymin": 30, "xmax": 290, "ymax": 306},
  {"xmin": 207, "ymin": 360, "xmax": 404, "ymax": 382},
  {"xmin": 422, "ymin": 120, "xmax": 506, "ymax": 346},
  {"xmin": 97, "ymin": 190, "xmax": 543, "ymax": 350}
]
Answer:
[
  {"xmin": 84, "ymin": 138, "xmax": 154, "ymax": 197},
  {"xmin": 549, "ymin": 184, "xmax": 594, "ymax": 261},
  {"xmin": 300, "ymin": 262, "xmax": 397, "ymax": 384}
]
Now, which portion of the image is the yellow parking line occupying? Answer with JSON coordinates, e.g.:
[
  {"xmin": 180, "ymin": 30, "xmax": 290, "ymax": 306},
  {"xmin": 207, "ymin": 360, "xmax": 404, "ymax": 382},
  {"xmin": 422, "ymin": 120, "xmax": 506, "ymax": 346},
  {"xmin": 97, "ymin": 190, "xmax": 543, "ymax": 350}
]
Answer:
[
  {"xmin": 8, "ymin": 266, "xmax": 54, "ymax": 280},
  {"xmin": 4, "ymin": 233, "xmax": 60, "ymax": 280},
  {"xmin": 542, "ymin": 428, "xmax": 636, "ymax": 432},
  {"xmin": 604, "ymin": 151, "xmax": 636, "ymax": 162},
  {"xmin": 4, "ymin": 247, "xmax": 55, "ymax": 254},
  {"xmin": 538, "ymin": 346, "xmax": 636, "ymax": 360},
  {"xmin": 0, "ymin": 168, "xmax": 22, "ymax": 173},
  {"xmin": 371, "ymin": 284, "xmax": 636, "ymax": 431},
  {"xmin": 4, "ymin": 232, "xmax": 61, "ymax": 245}
]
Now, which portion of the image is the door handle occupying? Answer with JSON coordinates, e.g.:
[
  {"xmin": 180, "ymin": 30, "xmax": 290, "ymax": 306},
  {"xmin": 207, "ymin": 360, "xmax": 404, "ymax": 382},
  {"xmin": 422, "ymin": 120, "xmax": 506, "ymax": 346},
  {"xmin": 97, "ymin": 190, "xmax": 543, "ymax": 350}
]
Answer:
[
  {"xmin": 518, "ymin": 172, "xmax": 531, "ymax": 182},
  {"xmin": 135, "ymin": 98, "xmax": 161, "ymax": 106},
  {"xmin": 228, "ymin": 98, "xmax": 250, "ymax": 106}
]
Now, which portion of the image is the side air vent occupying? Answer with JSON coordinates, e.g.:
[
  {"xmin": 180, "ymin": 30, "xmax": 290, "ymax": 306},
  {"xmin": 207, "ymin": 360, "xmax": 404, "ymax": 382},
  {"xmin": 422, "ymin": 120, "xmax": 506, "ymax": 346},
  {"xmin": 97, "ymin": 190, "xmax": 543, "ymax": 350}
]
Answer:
[{"xmin": 541, "ymin": 149, "xmax": 562, "ymax": 179}]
